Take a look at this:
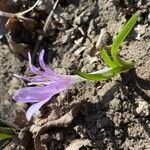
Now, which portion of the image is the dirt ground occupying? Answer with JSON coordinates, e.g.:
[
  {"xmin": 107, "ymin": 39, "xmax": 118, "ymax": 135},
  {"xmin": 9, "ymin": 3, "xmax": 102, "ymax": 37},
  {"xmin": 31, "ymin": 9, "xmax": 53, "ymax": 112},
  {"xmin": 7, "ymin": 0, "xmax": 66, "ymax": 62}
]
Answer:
[{"xmin": 0, "ymin": 0, "xmax": 150, "ymax": 150}]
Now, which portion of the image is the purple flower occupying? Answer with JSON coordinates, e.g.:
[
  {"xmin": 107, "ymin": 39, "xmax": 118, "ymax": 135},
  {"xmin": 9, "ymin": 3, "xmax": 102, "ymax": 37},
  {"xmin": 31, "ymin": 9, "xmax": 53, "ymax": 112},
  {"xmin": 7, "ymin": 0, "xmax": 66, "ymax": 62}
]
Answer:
[{"xmin": 13, "ymin": 50, "xmax": 85, "ymax": 121}]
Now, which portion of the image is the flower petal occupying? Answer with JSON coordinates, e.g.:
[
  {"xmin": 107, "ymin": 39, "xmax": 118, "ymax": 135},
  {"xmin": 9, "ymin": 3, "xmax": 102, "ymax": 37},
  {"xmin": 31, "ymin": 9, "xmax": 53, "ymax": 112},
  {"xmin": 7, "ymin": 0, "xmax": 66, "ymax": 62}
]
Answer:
[
  {"xmin": 28, "ymin": 52, "xmax": 41, "ymax": 74},
  {"xmin": 14, "ymin": 74, "xmax": 52, "ymax": 85},
  {"xmin": 26, "ymin": 98, "xmax": 50, "ymax": 121},
  {"xmin": 39, "ymin": 50, "xmax": 54, "ymax": 75},
  {"xmin": 13, "ymin": 81, "xmax": 71, "ymax": 103},
  {"xmin": 13, "ymin": 86, "xmax": 54, "ymax": 102},
  {"xmin": 25, "ymin": 78, "xmax": 77, "ymax": 121}
]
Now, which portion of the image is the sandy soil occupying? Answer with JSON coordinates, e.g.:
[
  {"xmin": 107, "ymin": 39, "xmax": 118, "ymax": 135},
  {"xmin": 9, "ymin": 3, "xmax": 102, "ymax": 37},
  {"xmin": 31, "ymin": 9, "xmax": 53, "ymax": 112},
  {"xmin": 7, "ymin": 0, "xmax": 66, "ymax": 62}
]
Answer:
[{"xmin": 0, "ymin": 0, "xmax": 149, "ymax": 149}]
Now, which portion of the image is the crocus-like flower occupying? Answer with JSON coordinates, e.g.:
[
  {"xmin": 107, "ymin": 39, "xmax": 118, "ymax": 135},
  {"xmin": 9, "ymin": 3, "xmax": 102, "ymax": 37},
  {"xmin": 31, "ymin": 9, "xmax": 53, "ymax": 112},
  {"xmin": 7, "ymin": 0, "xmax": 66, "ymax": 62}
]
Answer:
[{"xmin": 13, "ymin": 50, "xmax": 86, "ymax": 121}]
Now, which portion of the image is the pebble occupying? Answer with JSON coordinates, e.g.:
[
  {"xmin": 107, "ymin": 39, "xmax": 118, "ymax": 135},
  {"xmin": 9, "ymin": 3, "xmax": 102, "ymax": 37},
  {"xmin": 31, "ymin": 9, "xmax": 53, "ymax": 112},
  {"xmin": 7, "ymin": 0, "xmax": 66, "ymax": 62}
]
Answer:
[
  {"xmin": 136, "ymin": 100, "xmax": 150, "ymax": 117},
  {"xmin": 134, "ymin": 24, "xmax": 147, "ymax": 40}
]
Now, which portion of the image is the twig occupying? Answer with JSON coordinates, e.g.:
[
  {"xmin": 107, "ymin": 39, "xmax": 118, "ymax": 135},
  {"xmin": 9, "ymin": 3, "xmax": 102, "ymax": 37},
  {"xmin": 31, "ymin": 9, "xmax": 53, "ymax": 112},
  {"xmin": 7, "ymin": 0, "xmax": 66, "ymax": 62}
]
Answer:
[
  {"xmin": 16, "ymin": 0, "xmax": 40, "ymax": 17},
  {"xmin": 43, "ymin": 0, "xmax": 59, "ymax": 33},
  {"xmin": 0, "ymin": 0, "xmax": 40, "ymax": 20},
  {"xmin": 0, "ymin": 11, "xmax": 15, "ymax": 18},
  {"xmin": 32, "ymin": 0, "xmax": 60, "ymax": 63}
]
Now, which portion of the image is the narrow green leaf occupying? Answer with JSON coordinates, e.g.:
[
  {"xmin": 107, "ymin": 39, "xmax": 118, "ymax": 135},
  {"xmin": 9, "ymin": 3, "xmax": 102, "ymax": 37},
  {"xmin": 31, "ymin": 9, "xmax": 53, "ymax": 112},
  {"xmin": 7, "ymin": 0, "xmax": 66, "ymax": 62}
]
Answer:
[
  {"xmin": 0, "ymin": 133, "xmax": 12, "ymax": 140},
  {"xmin": 77, "ymin": 62, "xmax": 134, "ymax": 81},
  {"xmin": 111, "ymin": 11, "xmax": 140, "ymax": 65},
  {"xmin": 100, "ymin": 48, "xmax": 117, "ymax": 68},
  {"xmin": 0, "ymin": 127, "xmax": 14, "ymax": 134},
  {"xmin": 0, "ymin": 127, "xmax": 14, "ymax": 140},
  {"xmin": 77, "ymin": 71, "xmax": 110, "ymax": 81},
  {"xmin": 77, "ymin": 67, "xmax": 124, "ymax": 81}
]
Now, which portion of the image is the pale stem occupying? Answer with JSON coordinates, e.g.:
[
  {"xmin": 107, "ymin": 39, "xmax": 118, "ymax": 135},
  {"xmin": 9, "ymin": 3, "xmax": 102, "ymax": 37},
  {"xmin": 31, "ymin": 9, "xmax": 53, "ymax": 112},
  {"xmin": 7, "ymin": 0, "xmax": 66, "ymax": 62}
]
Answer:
[
  {"xmin": 43, "ymin": 0, "xmax": 60, "ymax": 33},
  {"xmin": 0, "ymin": 0, "xmax": 40, "ymax": 20},
  {"xmin": 16, "ymin": 0, "xmax": 40, "ymax": 17}
]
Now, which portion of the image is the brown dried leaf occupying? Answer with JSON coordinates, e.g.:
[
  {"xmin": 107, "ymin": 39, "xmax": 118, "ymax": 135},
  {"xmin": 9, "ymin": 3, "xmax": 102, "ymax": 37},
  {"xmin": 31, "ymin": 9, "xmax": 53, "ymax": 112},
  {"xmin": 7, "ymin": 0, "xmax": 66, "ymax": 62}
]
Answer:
[
  {"xmin": 34, "ymin": 101, "xmax": 82, "ymax": 150},
  {"xmin": 0, "ymin": 0, "xmax": 18, "ymax": 12},
  {"xmin": 0, "ymin": 0, "xmax": 7, "ymax": 10},
  {"xmin": 0, "ymin": 0, "xmax": 18, "ymax": 38},
  {"xmin": 6, "ymin": 17, "xmax": 33, "ymax": 58},
  {"xmin": 88, "ymin": 41, "xmax": 97, "ymax": 57},
  {"xmin": 7, "ymin": 37, "xmax": 30, "ymax": 58}
]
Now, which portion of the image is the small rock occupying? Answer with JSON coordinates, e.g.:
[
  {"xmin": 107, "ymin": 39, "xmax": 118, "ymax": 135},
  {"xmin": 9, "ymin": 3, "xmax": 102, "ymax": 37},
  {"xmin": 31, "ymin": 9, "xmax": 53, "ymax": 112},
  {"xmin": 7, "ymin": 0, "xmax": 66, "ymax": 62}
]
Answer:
[
  {"xmin": 115, "ymin": 129, "xmax": 120, "ymax": 136},
  {"xmin": 96, "ymin": 28, "xmax": 111, "ymax": 49},
  {"xmin": 30, "ymin": 124, "xmax": 41, "ymax": 133},
  {"xmin": 136, "ymin": 100, "xmax": 150, "ymax": 117},
  {"xmin": 137, "ymin": 0, "xmax": 142, "ymax": 7},
  {"xmin": 134, "ymin": 24, "xmax": 147, "ymax": 40},
  {"xmin": 109, "ymin": 98, "xmax": 121, "ymax": 111},
  {"xmin": 40, "ymin": 134, "xmax": 50, "ymax": 143},
  {"xmin": 52, "ymin": 132, "xmax": 64, "ymax": 141},
  {"xmin": 74, "ymin": 46, "xmax": 86, "ymax": 56}
]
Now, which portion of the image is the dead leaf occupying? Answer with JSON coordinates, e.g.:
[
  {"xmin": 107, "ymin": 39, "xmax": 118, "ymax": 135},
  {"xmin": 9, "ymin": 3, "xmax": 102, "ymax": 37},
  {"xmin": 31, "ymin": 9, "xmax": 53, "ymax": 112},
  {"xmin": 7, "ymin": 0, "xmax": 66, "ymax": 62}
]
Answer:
[
  {"xmin": 6, "ymin": 17, "xmax": 34, "ymax": 58},
  {"xmin": 7, "ymin": 39, "xmax": 30, "ymax": 58},
  {"xmin": 0, "ymin": 0, "xmax": 18, "ymax": 12},
  {"xmin": 88, "ymin": 42, "xmax": 97, "ymax": 57},
  {"xmin": 34, "ymin": 101, "xmax": 82, "ymax": 150},
  {"xmin": 0, "ymin": 1, "xmax": 38, "ymax": 55},
  {"xmin": 0, "ymin": 0, "xmax": 18, "ymax": 38},
  {"xmin": 0, "ymin": 0, "xmax": 7, "ymax": 10}
]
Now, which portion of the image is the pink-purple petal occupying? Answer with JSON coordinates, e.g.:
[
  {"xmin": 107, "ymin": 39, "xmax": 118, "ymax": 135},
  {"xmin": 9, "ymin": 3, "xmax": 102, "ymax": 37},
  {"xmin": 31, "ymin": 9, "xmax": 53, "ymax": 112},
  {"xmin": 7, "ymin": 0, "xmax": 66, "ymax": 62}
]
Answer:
[
  {"xmin": 13, "ymin": 49, "xmax": 86, "ymax": 121},
  {"xmin": 13, "ymin": 86, "xmax": 54, "ymax": 102},
  {"xmin": 26, "ymin": 98, "xmax": 50, "ymax": 121},
  {"xmin": 14, "ymin": 74, "xmax": 52, "ymax": 85},
  {"xmin": 13, "ymin": 81, "xmax": 71, "ymax": 103},
  {"xmin": 39, "ymin": 50, "xmax": 54, "ymax": 75},
  {"xmin": 29, "ymin": 75, "xmax": 50, "ymax": 82},
  {"xmin": 28, "ymin": 52, "xmax": 42, "ymax": 74}
]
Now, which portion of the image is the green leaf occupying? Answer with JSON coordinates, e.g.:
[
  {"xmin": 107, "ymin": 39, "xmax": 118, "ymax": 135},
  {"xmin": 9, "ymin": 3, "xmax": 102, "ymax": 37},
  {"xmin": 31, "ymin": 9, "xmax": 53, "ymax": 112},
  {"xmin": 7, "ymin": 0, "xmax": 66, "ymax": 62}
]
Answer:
[
  {"xmin": 77, "ymin": 12, "xmax": 139, "ymax": 81},
  {"xmin": 111, "ymin": 11, "xmax": 140, "ymax": 65},
  {"xmin": 77, "ymin": 61, "xmax": 134, "ymax": 81},
  {"xmin": 77, "ymin": 67, "xmax": 124, "ymax": 81},
  {"xmin": 0, "ymin": 133, "xmax": 12, "ymax": 140},
  {"xmin": 0, "ymin": 127, "xmax": 14, "ymax": 134},
  {"xmin": 77, "ymin": 71, "xmax": 110, "ymax": 81},
  {"xmin": 0, "ymin": 127, "xmax": 14, "ymax": 140},
  {"xmin": 100, "ymin": 48, "xmax": 117, "ymax": 68}
]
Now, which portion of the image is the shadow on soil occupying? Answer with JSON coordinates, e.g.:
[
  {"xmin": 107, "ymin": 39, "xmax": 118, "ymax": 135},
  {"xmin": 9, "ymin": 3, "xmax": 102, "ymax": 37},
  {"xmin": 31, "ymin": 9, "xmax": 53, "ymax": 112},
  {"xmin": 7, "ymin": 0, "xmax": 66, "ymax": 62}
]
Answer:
[
  {"xmin": 120, "ymin": 68, "xmax": 150, "ymax": 138},
  {"xmin": 76, "ymin": 68, "xmax": 150, "ymax": 149}
]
